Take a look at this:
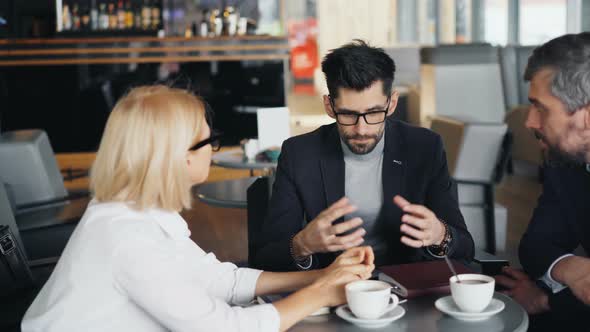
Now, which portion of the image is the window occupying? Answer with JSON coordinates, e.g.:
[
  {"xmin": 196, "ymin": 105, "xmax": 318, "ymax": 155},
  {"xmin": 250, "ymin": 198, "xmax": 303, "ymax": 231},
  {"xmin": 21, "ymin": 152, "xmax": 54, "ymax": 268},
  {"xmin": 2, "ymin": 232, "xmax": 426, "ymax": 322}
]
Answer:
[
  {"xmin": 519, "ymin": 0, "xmax": 566, "ymax": 45},
  {"xmin": 484, "ymin": 0, "xmax": 508, "ymax": 45}
]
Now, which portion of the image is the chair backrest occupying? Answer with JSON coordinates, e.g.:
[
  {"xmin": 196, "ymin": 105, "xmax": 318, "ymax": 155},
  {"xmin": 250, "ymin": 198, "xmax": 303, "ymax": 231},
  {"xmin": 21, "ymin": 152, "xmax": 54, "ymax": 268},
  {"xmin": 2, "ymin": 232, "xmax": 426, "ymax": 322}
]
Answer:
[
  {"xmin": 0, "ymin": 130, "xmax": 67, "ymax": 210},
  {"xmin": 431, "ymin": 115, "xmax": 508, "ymax": 183},
  {"xmin": 420, "ymin": 43, "xmax": 505, "ymax": 124},
  {"xmin": 498, "ymin": 45, "xmax": 536, "ymax": 109},
  {"xmin": 247, "ymin": 176, "xmax": 274, "ymax": 267},
  {"xmin": 383, "ymin": 46, "xmax": 421, "ymax": 87}
]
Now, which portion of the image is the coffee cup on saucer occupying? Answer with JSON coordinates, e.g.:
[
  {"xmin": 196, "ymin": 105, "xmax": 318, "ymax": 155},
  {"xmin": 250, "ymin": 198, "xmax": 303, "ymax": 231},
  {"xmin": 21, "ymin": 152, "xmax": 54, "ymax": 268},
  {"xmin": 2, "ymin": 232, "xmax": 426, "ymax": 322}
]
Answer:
[
  {"xmin": 241, "ymin": 139, "xmax": 259, "ymax": 161},
  {"xmin": 450, "ymin": 274, "xmax": 495, "ymax": 313},
  {"xmin": 345, "ymin": 280, "xmax": 399, "ymax": 319}
]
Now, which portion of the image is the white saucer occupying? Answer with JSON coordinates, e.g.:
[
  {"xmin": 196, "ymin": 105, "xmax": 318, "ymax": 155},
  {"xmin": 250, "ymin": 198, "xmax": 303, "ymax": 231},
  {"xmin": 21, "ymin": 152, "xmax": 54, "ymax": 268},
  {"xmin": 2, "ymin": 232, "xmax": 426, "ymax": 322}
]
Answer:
[
  {"xmin": 335, "ymin": 304, "xmax": 406, "ymax": 329},
  {"xmin": 435, "ymin": 296, "xmax": 505, "ymax": 321}
]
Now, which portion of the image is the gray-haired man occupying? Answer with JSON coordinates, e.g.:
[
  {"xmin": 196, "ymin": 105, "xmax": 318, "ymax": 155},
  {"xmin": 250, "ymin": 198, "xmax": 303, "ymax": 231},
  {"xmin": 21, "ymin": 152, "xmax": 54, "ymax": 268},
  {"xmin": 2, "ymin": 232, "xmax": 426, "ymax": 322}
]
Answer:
[{"xmin": 495, "ymin": 32, "xmax": 590, "ymax": 330}]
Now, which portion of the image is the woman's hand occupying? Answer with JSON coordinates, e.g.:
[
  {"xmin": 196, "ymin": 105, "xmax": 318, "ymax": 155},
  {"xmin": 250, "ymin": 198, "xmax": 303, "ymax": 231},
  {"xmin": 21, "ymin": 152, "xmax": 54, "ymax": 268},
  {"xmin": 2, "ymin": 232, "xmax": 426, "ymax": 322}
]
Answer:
[
  {"xmin": 271, "ymin": 247, "xmax": 375, "ymax": 331},
  {"xmin": 312, "ymin": 246, "xmax": 375, "ymax": 307},
  {"xmin": 325, "ymin": 246, "xmax": 375, "ymax": 274}
]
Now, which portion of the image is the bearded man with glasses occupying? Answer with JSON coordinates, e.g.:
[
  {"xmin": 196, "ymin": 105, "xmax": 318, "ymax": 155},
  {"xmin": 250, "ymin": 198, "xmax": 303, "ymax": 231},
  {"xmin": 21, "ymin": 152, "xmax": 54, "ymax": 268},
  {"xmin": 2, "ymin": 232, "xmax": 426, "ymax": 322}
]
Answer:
[{"xmin": 252, "ymin": 40, "xmax": 474, "ymax": 272}]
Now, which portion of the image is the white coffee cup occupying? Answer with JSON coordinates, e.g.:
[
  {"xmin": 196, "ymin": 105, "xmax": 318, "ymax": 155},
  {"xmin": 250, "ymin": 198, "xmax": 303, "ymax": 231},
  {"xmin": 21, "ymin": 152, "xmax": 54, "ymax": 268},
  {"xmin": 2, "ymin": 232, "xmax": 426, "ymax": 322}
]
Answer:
[
  {"xmin": 345, "ymin": 280, "xmax": 399, "ymax": 319},
  {"xmin": 242, "ymin": 139, "xmax": 259, "ymax": 161},
  {"xmin": 450, "ymin": 273, "xmax": 495, "ymax": 313}
]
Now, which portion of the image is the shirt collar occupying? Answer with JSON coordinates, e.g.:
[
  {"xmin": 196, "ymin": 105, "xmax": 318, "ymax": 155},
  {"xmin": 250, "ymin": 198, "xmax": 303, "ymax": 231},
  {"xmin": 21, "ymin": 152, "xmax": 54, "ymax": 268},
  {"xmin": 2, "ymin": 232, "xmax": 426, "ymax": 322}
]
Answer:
[
  {"xmin": 146, "ymin": 208, "xmax": 191, "ymax": 239},
  {"xmin": 88, "ymin": 199, "xmax": 191, "ymax": 238},
  {"xmin": 586, "ymin": 164, "xmax": 590, "ymax": 173}
]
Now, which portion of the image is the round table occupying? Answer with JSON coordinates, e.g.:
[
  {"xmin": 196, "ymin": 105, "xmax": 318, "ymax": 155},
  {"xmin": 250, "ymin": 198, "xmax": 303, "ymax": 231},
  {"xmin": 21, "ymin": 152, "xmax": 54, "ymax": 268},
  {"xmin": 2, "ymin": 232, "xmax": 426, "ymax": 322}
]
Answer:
[
  {"xmin": 194, "ymin": 177, "xmax": 259, "ymax": 209},
  {"xmin": 212, "ymin": 149, "xmax": 277, "ymax": 170},
  {"xmin": 290, "ymin": 292, "xmax": 528, "ymax": 332}
]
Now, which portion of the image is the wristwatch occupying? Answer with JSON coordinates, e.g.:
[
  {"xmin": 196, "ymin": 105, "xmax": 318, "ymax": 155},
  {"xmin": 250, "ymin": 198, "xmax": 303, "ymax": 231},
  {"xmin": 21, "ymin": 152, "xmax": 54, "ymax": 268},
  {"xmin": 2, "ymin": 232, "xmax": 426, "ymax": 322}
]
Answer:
[
  {"xmin": 429, "ymin": 220, "xmax": 452, "ymax": 256},
  {"xmin": 289, "ymin": 234, "xmax": 312, "ymax": 269}
]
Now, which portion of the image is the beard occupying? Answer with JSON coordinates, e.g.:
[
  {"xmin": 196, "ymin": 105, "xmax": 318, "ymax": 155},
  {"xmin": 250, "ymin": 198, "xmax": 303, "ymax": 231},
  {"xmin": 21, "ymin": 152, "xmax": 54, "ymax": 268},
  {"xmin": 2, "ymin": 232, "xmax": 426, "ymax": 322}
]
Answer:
[
  {"xmin": 340, "ymin": 130, "xmax": 384, "ymax": 155},
  {"xmin": 534, "ymin": 130, "xmax": 588, "ymax": 166}
]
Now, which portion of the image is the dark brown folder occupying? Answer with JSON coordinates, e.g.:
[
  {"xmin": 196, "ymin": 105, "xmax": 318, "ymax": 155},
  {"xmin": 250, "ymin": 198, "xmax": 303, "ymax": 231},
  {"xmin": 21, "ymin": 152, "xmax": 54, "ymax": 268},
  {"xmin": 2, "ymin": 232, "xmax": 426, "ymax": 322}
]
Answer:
[{"xmin": 378, "ymin": 260, "xmax": 473, "ymax": 299}]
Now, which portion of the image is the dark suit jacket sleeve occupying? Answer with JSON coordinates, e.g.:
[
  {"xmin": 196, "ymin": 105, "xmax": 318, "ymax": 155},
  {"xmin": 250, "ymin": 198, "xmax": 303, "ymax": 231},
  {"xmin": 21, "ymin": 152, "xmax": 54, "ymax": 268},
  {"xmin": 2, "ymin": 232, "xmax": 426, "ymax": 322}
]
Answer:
[
  {"xmin": 425, "ymin": 134, "xmax": 474, "ymax": 261},
  {"xmin": 519, "ymin": 167, "xmax": 579, "ymax": 278},
  {"xmin": 548, "ymin": 288, "xmax": 590, "ymax": 327},
  {"xmin": 251, "ymin": 139, "xmax": 308, "ymax": 271}
]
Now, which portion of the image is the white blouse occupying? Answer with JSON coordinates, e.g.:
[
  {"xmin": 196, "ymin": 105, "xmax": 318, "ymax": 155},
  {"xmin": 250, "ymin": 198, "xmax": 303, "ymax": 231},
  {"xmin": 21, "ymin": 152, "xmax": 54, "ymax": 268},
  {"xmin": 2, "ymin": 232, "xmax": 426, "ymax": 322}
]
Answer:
[{"xmin": 21, "ymin": 200, "xmax": 280, "ymax": 332}]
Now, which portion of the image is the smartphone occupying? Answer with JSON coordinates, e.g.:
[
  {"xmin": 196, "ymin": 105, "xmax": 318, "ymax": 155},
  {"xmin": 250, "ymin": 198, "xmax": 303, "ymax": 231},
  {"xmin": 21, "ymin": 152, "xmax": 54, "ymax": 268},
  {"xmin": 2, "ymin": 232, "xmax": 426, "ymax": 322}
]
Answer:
[
  {"xmin": 480, "ymin": 259, "xmax": 510, "ymax": 276},
  {"xmin": 476, "ymin": 259, "xmax": 510, "ymax": 291}
]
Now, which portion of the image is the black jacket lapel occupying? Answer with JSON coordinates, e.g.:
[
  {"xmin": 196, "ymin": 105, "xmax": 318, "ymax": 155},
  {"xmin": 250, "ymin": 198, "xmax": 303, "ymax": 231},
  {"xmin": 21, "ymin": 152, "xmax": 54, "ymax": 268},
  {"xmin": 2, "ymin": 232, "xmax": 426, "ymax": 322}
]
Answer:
[
  {"xmin": 382, "ymin": 120, "xmax": 405, "ymax": 216},
  {"xmin": 320, "ymin": 125, "xmax": 345, "ymax": 220}
]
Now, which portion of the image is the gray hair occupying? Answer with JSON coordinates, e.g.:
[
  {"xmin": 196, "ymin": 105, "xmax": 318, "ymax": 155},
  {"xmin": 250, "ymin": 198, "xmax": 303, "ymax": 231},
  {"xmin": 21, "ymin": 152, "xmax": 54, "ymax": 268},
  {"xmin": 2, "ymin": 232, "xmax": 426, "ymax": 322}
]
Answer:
[{"xmin": 524, "ymin": 32, "xmax": 590, "ymax": 113}]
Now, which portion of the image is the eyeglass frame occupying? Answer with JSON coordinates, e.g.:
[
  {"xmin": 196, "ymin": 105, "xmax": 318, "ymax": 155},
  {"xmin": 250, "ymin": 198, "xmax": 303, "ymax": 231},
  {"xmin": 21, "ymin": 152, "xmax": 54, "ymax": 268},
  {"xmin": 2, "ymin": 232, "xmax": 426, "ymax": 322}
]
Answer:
[
  {"xmin": 328, "ymin": 95, "xmax": 391, "ymax": 126},
  {"xmin": 189, "ymin": 131, "xmax": 223, "ymax": 152}
]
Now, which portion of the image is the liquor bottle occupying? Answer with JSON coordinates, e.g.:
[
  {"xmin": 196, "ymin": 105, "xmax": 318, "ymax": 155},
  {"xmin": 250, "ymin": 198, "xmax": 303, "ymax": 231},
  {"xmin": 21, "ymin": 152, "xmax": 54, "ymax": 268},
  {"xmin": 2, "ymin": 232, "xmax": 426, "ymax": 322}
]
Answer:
[
  {"xmin": 134, "ymin": 3, "xmax": 142, "ymax": 29},
  {"xmin": 108, "ymin": 2, "xmax": 117, "ymax": 30},
  {"xmin": 141, "ymin": 0, "xmax": 151, "ymax": 30},
  {"xmin": 99, "ymin": 3, "xmax": 109, "ymax": 30},
  {"xmin": 184, "ymin": 24, "xmax": 193, "ymax": 38},
  {"xmin": 151, "ymin": 0, "xmax": 160, "ymax": 30},
  {"xmin": 117, "ymin": 0, "xmax": 126, "ymax": 29},
  {"xmin": 223, "ymin": 6, "xmax": 238, "ymax": 36},
  {"xmin": 199, "ymin": 10, "xmax": 209, "ymax": 37},
  {"xmin": 62, "ymin": 3, "xmax": 72, "ymax": 31},
  {"xmin": 90, "ymin": 0, "xmax": 98, "ymax": 31},
  {"xmin": 81, "ymin": 4, "xmax": 90, "ymax": 30},
  {"xmin": 72, "ymin": 3, "xmax": 81, "ymax": 31},
  {"xmin": 125, "ymin": 0, "xmax": 133, "ymax": 29}
]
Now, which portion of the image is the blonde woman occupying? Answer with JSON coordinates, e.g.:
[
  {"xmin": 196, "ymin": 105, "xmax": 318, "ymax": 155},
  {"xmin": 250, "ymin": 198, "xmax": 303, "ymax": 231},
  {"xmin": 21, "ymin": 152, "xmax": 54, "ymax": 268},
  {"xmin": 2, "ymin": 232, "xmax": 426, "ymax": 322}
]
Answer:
[{"xmin": 21, "ymin": 85, "xmax": 374, "ymax": 332}]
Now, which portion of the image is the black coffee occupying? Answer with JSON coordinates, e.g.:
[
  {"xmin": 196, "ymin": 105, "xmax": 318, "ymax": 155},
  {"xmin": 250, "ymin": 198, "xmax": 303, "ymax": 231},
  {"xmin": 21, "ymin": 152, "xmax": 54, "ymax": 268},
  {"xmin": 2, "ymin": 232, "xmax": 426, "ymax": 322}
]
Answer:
[{"xmin": 460, "ymin": 280, "xmax": 488, "ymax": 285}]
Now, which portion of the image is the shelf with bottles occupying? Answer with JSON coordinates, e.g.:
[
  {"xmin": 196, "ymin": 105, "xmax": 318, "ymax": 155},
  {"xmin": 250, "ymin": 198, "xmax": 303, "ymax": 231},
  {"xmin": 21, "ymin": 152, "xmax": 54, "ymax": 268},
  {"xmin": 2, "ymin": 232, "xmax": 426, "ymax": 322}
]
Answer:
[{"xmin": 56, "ymin": 0, "xmax": 162, "ymax": 36}]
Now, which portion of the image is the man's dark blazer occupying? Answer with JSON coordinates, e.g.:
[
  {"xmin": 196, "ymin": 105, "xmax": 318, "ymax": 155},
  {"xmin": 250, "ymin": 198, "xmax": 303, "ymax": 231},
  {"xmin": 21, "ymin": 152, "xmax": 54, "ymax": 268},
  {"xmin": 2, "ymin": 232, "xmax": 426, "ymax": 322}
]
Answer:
[
  {"xmin": 519, "ymin": 163, "xmax": 590, "ymax": 323},
  {"xmin": 251, "ymin": 119, "xmax": 474, "ymax": 271}
]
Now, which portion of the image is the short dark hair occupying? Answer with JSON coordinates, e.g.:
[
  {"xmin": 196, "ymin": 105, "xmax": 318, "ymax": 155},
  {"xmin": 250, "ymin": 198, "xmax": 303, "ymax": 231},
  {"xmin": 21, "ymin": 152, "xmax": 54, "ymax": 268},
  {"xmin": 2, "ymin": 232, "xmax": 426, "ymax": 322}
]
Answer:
[
  {"xmin": 321, "ymin": 39, "xmax": 396, "ymax": 98},
  {"xmin": 524, "ymin": 32, "xmax": 590, "ymax": 113}
]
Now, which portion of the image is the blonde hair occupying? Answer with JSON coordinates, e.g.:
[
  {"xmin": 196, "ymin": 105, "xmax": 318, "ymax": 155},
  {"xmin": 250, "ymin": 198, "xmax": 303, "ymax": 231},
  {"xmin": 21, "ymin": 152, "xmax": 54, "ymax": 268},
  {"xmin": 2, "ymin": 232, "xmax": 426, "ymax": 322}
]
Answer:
[{"xmin": 90, "ymin": 85, "xmax": 206, "ymax": 211}]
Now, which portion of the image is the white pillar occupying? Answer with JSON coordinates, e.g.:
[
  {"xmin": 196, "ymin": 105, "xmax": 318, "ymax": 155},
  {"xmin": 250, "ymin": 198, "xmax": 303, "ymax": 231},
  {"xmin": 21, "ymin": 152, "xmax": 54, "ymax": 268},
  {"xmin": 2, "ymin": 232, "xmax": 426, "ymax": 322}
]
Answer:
[{"xmin": 439, "ymin": 0, "xmax": 456, "ymax": 44}]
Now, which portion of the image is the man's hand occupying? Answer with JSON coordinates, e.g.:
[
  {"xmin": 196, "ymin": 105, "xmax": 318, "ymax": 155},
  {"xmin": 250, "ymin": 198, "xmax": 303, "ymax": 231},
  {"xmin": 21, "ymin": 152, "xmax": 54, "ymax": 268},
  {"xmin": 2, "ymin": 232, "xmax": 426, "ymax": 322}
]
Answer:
[
  {"xmin": 552, "ymin": 256, "xmax": 590, "ymax": 305},
  {"xmin": 393, "ymin": 195, "xmax": 445, "ymax": 248},
  {"xmin": 292, "ymin": 197, "xmax": 365, "ymax": 257},
  {"xmin": 495, "ymin": 267, "xmax": 550, "ymax": 314}
]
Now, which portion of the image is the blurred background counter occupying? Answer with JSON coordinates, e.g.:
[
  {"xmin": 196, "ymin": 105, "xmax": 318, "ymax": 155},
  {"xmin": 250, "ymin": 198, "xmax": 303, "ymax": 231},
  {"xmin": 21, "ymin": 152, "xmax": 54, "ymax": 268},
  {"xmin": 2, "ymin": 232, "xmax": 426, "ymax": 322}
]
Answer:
[{"xmin": 0, "ymin": 35, "xmax": 290, "ymax": 152}]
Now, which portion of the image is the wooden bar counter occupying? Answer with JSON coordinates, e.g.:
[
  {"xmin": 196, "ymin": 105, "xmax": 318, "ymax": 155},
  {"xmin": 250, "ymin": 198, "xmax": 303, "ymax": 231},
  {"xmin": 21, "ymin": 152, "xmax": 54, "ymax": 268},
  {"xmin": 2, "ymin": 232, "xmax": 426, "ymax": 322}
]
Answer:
[
  {"xmin": 0, "ymin": 35, "xmax": 289, "ymax": 66},
  {"xmin": 0, "ymin": 35, "xmax": 290, "ymax": 152}
]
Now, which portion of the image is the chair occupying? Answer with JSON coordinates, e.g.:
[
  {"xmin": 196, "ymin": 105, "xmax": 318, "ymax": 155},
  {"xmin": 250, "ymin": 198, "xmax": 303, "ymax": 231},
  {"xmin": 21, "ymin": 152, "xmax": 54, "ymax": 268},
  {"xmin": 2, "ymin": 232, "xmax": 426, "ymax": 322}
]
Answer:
[
  {"xmin": 246, "ymin": 176, "xmax": 274, "ymax": 268},
  {"xmin": 498, "ymin": 45, "xmax": 536, "ymax": 109},
  {"xmin": 431, "ymin": 115, "xmax": 512, "ymax": 254},
  {"xmin": 383, "ymin": 46, "xmax": 421, "ymax": 88},
  {"xmin": 0, "ymin": 184, "xmax": 57, "ymax": 331},
  {"xmin": 419, "ymin": 43, "xmax": 505, "ymax": 126},
  {"xmin": 0, "ymin": 130, "xmax": 68, "ymax": 210}
]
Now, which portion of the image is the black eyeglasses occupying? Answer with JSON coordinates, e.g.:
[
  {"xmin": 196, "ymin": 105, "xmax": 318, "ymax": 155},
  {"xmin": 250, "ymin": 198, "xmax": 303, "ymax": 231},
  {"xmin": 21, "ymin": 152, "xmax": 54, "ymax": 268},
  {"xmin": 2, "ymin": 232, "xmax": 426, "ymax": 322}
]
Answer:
[
  {"xmin": 329, "ymin": 96, "xmax": 390, "ymax": 126},
  {"xmin": 189, "ymin": 131, "xmax": 223, "ymax": 152}
]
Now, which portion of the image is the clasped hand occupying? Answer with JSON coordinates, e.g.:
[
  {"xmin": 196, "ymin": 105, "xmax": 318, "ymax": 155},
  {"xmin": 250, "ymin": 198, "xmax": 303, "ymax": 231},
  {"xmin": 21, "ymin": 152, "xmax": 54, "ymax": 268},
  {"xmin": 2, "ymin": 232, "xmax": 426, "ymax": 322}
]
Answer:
[{"xmin": 316, "ymin": 246, "xmax": 375, "ymax": 307}]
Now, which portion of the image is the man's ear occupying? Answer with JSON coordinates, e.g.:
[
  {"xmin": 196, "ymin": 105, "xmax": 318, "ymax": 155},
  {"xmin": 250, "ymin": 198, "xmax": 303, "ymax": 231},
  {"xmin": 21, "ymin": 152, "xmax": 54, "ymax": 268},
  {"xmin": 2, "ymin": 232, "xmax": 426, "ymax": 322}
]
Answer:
[
  {"xmin": 584, "ymin": 106, "xmax": 590, "ymax": 129},
  {"xmin": 386, "ymin": 90, "xmax": 400, "ymax": 117},
  {"xmin": 323, "ymin": 95, "xmax": 336, "ymax": 119}
]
